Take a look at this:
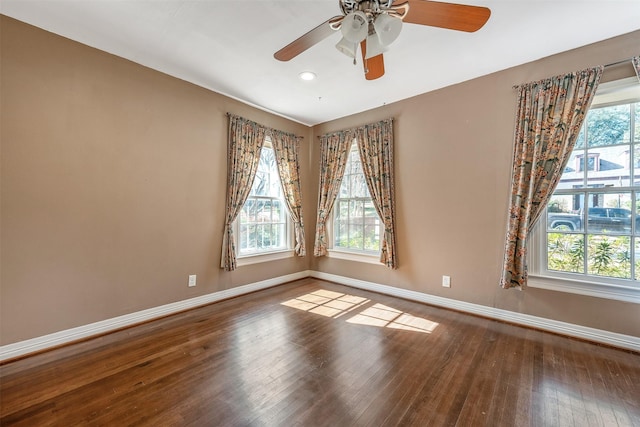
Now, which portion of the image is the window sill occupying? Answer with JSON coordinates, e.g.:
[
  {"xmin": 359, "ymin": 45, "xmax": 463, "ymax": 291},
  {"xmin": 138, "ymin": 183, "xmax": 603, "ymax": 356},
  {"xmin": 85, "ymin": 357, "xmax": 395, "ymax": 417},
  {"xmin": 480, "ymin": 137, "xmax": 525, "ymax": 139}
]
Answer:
[
  {"xmin": 236, "ymin": 249, "xmax": 294, "ymax": 267},
  {"xmin": 327, "ymin": 249, "xmax": 381, "ymax": 265},
  {"xmin": 528, "ymin": 274, "xmax": 640, "ymax": 304}
]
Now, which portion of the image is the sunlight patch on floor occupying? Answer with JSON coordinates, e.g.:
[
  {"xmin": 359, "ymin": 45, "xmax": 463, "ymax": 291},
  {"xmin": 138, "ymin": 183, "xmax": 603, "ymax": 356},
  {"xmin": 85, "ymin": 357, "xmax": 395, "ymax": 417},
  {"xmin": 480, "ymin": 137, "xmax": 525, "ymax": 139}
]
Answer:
[
  {"xmin": 281, "ymin": 290, "xmax": 439, "ymax": 333},
  {"xmin": 347, "ymin": 303, "xmax": 439, "ymax": 333},
  {"xmin": 281, "ymin": 289, "xmax": 369, "ymax": 319}
]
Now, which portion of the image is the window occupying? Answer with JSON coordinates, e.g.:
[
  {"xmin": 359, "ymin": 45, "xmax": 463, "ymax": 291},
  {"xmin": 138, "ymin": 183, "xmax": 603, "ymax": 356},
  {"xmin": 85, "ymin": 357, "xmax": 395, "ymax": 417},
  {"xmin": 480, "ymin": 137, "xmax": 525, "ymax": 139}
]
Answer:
[
  {"xmin": 331, "ymin": 141, "xmax": 382, "ymax": 255},
  {"xmin": 530, "ymin": 77, "xmax": 640, "ymax": 302},
  {"xmin": 235, "ymin": 140, "xmax": 290, "ymax": 258}
]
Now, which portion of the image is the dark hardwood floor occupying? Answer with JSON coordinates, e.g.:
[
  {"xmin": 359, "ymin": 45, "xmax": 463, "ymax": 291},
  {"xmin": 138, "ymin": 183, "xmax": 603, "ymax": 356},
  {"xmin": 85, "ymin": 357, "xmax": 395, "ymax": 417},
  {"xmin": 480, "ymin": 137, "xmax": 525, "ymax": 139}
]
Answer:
[{"xmin": 1, "ymin": 278, "xmax": 639, "ymax": 426}]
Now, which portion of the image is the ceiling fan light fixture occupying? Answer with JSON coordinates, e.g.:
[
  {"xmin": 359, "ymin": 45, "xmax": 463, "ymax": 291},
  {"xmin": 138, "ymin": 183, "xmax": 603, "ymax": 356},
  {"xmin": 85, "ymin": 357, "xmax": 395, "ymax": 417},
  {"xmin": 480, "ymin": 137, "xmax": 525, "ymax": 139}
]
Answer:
[
  {"xmin": 335, "ymin": 37, "xmax": 357, "ymax": 59},
  {"xmin": 373, "ymin": 13, "xmax": 402, "ymax": 47},
  {"xmin": 341, "ymin": 11, "xmax": 368, "ymax": 43},
  {"xmin": 364, "ymin": 32, "xmax": 386, "ymax": 59}
]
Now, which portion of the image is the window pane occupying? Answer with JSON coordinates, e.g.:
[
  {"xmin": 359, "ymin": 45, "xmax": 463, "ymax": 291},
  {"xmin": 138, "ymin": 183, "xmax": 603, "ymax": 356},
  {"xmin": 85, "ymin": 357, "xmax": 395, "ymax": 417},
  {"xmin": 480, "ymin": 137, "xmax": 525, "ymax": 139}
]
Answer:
[
  {"xmin": 635, "ymin": 103, "xmax": 639, "ymax": 143},
  {"xmin": 255, "ymin": 224, "xmax": 276, "ymax": 249},
  {"xmin": 348, "ymin": 225, "xmax": 363, "ymax": 249},
  {"xmin": 252, "ymin": 171, "xmax": 268, "ymax": 196},
  {"xmin": 251, "ymin": 199, "xmax": 259, "ymax": 223},
  {"xmin": 250, "ymin": 198, "xmax": 259, "ymax": 222},
  {"xmin": 586, "ymin": 104, "xmax": 630, "ymax": 147},
  {"xmin": 255, "ymin": 199, "xmax": 268, "ymax": 222},
  {"xmin": 338, "ymin": 200, "xmax": 349, "ymax": 219},
  {"xmin": 364, "ymin": 200, "xmax": 378, "ymax": 218},
  {"xmin": 351, "ymin": 174, "xmax": 368, "ymax": 198},
  {"xmin": 267, "ymin": 224, "xmax": 276, "ymax": 248},
  {"xmin": 635, "ymin": 238, "xmax": 640, "ymax": 280},
  {"xmin": 277, "ymin": 224, "xmax": 286, "ymax": 247},
  {"xmin": 273, "ymin": 199, "xmax": 285, "ymax": 222},
  {"xmin": 335, "ymin": 220, "xmax": 348, "ymax": 247},
  {"xmin": 364, "ymin": 217, "xmax": 381, "ymax": 251},
  {"xmin": 350, "ymin": 200, "xmax": 364, "ymax": 246},
  {"xmin": 547, "ymin": 194, "xmax": 584, "ymax": 232},
  {"xmin": 349, "ymin": 199, "xmax": 362, "ymax": 219},
  {"xmin": 585, "ymin": 146, "xmax": 630, "ymax": 187},
  {"xmin": 586, "ymin": 193, "xmax": 632, "ymax": 233},
  {"xmin": 350, "ymin": 150, "xmax": 361, "ymax": 172},
  {"xmin": 586, "ymin": 235, "xmax": 631, "ymax": 279},
  {"xmin": 547, "ymin": 233, "xmax": 584, "ymax": 273},
  {"xmin": 636, "ymin": 193, "xmax": 640, "ymax": 236},
  {"xmin": 265, "ymin": 224, "xmax": 279, "ymax": 248},
  {"xmin": 339, "ymin": 175, "xmax": 350, "ymax": 198},
  {"xmin": 239, "ymin": 203, "xmax": 249, "ymax": 224},
  {"xmin": 246, "ymin": 224, "xmax": 257, "ymax": 251},
  {"xmin": 557, "ymin": 151, "xmax": 584, "ymax": 188},
  {"xmin": 255, "ymin": 224, "xmax": 264, "ymax": 248},
  {"xmin": 240, "ymin": 224, "xmax": 249, "ymax": 251},
  {"xmin": 251, "ymin": 147, "xmax": 282, "ymax": 198},
  {"xmin": 634, "ymin": 144, "xmax": 640, "ymax": 184}
]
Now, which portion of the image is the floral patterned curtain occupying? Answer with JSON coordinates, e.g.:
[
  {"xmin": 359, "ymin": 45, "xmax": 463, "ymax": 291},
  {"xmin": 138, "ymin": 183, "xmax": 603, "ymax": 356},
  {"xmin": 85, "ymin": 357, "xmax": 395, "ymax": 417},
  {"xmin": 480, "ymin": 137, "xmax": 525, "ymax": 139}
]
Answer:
[
  {"xmin": 313, "ymin": 131, "xmax": 352, "ymax": 256},
  {"xmin": 271, "ymin": 130, "xmax": 306, "ymax": 256},
  {"xmin": 354, "ymin": 119, "xmax": 398, "ymax": 269},
  {"xmin": 221, "ymin": 115, "xmax": 266, "ymax": 271},
  {"xmin": 501, "ymin": 66, "xmax": 603, "ymax": 289},
  {"xmin": 633, "ymin": 55, "xmax": 640, "ymax": 81}
]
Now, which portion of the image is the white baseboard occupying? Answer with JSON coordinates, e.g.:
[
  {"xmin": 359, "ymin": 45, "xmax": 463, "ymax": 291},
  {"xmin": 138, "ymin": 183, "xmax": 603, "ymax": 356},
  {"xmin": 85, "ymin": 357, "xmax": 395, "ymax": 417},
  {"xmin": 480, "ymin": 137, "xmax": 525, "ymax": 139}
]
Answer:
[
  {"xmin": 309, "ymin": 271, "xmax": 640, "ymax": 353},
  {"xmin": 2, "ymin": 269, "xmax": 637, "ymax": 362},
  {"xmin": 0, "ymin": 270, "xmax": 311, "ymax": 362}
]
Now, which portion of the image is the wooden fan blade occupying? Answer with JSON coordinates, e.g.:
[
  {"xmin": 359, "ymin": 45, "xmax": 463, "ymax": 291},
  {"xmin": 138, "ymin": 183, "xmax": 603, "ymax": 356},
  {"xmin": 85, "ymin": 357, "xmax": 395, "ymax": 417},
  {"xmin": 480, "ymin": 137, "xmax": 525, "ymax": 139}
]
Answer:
[
  {"xmin": 402, "ymin": 0, "xmax": 491, "ymax": 32},
  {"xmin": 274, "ymin": 16, "xmax": 342, "ymax": 61},
  {"xmin": 360, "ymin": 40, "xmax": 385, "ymax": 80}
]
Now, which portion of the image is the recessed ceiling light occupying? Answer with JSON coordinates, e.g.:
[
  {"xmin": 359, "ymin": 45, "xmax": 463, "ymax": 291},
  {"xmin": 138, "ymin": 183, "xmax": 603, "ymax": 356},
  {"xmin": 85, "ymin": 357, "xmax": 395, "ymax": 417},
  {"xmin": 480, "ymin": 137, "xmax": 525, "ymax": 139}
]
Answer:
[{"xmin": 299, "ymin": 71, "xmax": 317, "ymax": 81}]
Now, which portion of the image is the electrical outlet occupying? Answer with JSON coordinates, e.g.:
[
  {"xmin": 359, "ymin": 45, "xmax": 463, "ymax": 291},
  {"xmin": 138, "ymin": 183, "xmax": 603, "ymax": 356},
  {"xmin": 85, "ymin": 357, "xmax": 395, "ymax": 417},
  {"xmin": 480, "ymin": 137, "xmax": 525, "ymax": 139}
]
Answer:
[
  {"xmin": 442, "ymin": 275, "xmax": 451, "ymax": 288},
  {"xmin": 188, "ymin": 275, "xmax": 197, "ymax": 287}
]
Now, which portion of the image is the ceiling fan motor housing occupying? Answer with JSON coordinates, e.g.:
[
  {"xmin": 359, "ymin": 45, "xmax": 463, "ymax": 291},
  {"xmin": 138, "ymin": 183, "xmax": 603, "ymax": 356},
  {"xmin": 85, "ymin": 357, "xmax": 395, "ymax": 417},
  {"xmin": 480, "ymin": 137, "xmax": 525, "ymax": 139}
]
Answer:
[
  {"xmin": 340, "ymin": 0, "xmax": 395, "ymax": 16},
  {"xmin": 338, "ymin": 0, "xmax": 405, "ymax": 46}
]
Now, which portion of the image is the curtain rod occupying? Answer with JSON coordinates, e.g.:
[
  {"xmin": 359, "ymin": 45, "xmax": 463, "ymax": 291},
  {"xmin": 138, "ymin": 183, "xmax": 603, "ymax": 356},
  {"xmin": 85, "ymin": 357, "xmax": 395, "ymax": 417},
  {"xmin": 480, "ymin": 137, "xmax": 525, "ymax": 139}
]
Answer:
[
  {"xmin": 315, "ymin": 117, "xmax": 395, "ymax": 138},
  {"xmin": 512, "ymin": 57, "xmax": 635, "ymax": 90},
  {"xmin": 604, "ymin": 57, "xmax": 634, "ymax": 68},
  {"xmin": 226, "ymin": 112, "xmax": 303, "ymax": 139}
]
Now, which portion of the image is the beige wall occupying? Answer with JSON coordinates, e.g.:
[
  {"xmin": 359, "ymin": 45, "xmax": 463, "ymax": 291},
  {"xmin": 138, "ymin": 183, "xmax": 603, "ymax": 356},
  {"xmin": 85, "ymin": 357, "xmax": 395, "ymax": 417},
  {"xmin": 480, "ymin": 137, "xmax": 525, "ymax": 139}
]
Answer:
[
  {"xmin": 311, "ymin": 30, "xmax": 640, "ymax": 338},
  {"xmin": 0, "ymin": 16, "xmax": 313, "ymax": 345},
  {"xmin": 2, "ymin": 15, "xmax": 638, "ymax": 346}
]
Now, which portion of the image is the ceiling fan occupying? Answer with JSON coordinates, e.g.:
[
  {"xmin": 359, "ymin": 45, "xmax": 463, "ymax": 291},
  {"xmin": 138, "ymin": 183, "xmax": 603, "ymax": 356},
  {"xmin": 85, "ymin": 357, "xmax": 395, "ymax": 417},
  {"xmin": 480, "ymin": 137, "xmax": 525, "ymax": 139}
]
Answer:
[{"xmin": 274, "ymin": 0, "xmax": 491, "ymax": 80}]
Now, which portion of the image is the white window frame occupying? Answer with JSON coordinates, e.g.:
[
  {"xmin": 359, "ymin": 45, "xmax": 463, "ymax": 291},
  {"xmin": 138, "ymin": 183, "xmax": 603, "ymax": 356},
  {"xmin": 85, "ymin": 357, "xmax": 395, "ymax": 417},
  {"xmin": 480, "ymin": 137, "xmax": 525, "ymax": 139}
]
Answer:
[
  {"xmin": 327, "ymin": 139, "xmax": 382, "ymax": 263},
  {"xmin": 528, "ymin": 77, "xmax": 640, "ymax": 303},
  {"xmin": 233, "ymin": 138, "xmax": 294, "ymax": 266}
]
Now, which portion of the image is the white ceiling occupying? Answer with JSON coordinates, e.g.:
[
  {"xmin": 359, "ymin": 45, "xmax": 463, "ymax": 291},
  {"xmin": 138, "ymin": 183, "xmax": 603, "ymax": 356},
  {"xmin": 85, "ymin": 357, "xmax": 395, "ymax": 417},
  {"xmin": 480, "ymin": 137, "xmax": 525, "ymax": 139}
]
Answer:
[{"xmin": 2, "ymin": 1, "xmax": 640, "ymax": 126}]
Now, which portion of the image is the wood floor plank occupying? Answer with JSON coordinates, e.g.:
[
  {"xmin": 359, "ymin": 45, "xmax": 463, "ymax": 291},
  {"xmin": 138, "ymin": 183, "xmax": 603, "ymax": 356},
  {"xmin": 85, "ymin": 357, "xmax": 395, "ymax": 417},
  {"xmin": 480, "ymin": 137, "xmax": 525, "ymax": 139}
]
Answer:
[{"xmin": 1, "ymin": 279, "xmax": 639, "ymax": 426}]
